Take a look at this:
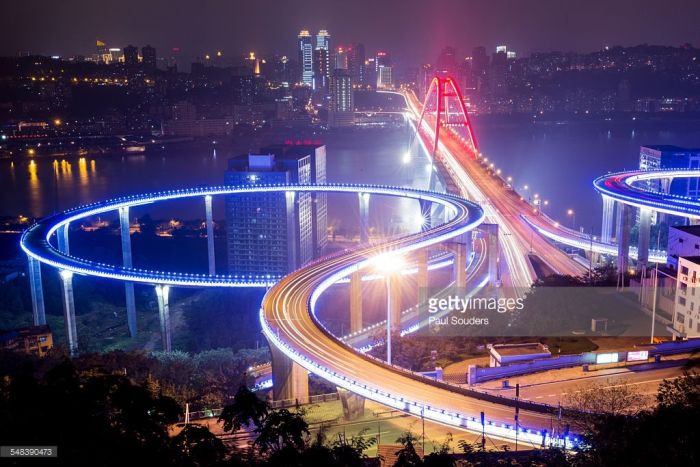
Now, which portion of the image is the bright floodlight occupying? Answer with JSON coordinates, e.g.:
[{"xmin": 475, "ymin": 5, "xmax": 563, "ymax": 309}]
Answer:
[
  {"xmin": 412, "ymin": 212, "xmax": 427, "ymax": 230},
  {"xmin": 402, "ymin": 151, "xmax": 411, "ymax": 164},
  {"xmin": 372, "ymin": 253, "xmax": 405, "ymax": 273}
]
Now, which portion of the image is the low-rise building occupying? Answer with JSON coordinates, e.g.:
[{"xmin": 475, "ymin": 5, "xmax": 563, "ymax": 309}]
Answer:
[
  {"xmin": 672, "ymin": 256, "xmax": 700, "ymax": 338},
  {"xmin": 667, "ymin": 225, "xmax": 700, "ymax": 270},
  {"xmin": 0, "ymin": 325, "xmax": 53, "ymax": 357}
]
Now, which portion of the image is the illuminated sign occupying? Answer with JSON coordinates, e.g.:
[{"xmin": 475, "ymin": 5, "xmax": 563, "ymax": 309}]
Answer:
[
  {"xmin": 627, "ymin": 350, "xmax": 649, "ymax": 362},
  {"xmin": 595, "ymin": 352, "xmax": 619, "ymax": 364}
]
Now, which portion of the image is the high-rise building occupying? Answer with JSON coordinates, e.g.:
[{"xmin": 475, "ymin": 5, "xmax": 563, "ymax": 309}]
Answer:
[
  {"xmin": 347, "ymin": 43, "xmax": 366, "ymax": 86},
  {"xmin": 123, "ymin": 45, "xmax": 139, "ymax": 66},
  {"xmin": 314, "ymin": 30, "xmax": 331, "ymax": 89},
  {"xmin": 108, "ymin": 48, "xmax": 122, "ymax": 64},
  {"xmin": 261, "ymin": 143, "xmax": 327, "ymax": 257},
  {"xmin": 375, "ymin": 51, "xmax": 393, "ymax": 89},
  {"xmin": 334, "ymin": 46, "xmax": 349, "ymax": 70},
  {"xmin": 490, "ymin": 47, "xmax": 508, "ymax": 95},
  {"xmin": 375, "ymin": 51, "xmax": 391, "ymax": 72},
  {"xmin": 225, "ymin": 154, "xmax": 310, "ymax": 276},
  {"xmin": 471, "ymin": 46, "xmax": 489, "ymax": 92},
  {"xmin": 96, "ymin": 40, "xmax": 109, "ymax": 63},
  {"xmin": 298, "ymin": 30, "xmax": 314, "ymax": 86},
  {"xmin": 329, "ymin": 69, "xmax": 354, "ymax": 127},
  {"xmin": 436, "ymin": 46, "xmax": 457, "ymax": 75},
  {"xmin": 225, "ymin": 144, "xmax": 328, "ymax": 276},
  {"xmin": 142, "ymin": 45, "xmax": 157, "ymax": 68},
  {"xmin": 418, "ymin": 64, "xmax": 434, "ymax": 99}
]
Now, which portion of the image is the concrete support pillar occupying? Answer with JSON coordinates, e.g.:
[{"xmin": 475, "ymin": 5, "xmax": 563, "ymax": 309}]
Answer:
[
  {"xmin": 387, "ymin": 273, "xmax": 401, "ymax": 334},
  {"xmin": 452, "ymin": 242, "xmax": 468, "ymax": 289},
  {"xmin": 60, "ymin": 270, "xmax": 78, "ymax": 356},
  {"xmin": 337, "ymin": 387, "xmax": 366, "ymax": 420},
  {"xmin": 616, "ymin": 203, "xmax": 632, "ymax": 281},
  {"xmin": 155, "ymin": 285, "xmax": 172, "ymax": 352},
  {"xmin": 601, "ymin": 195, "xmax": 615, "ymax": 244},
  {"xmin": 416, "ymin": 249, "xmax": 429, "ymax": 307},
  {"xmin": 350, "ymin": 271, "xmax": 363, "ymax": 333},
  {"xmin": 358, "ymin": 192, "xmax": 370, "ymax": 243},
  {"xmin": 638, "ymin": 208, "xmax": 652, "ymax": 270},
  {"xmin": 269, "ymin": 343, "xmax": 309, "ymax": 403},
  {"xmin": 57, "ymin": 224, "xmax": 70, "ymax": 255},
  {"xmin": 481, "ymin": 224, "xmax": 500, "ymax": 286},
  {"xmin": 119, "ymin": 206, "xmax": 137, "ymax": 338},
  {"xmin": 204, "ymin": 195, "xmax": 216, "ymax": 276},
  {"xmin": 285, "ymin": 192, "xmax": 298, "ymax": 271},
  {"xmin": 27, "ymin": 255, "xmax": 46, "ymax": 326}
]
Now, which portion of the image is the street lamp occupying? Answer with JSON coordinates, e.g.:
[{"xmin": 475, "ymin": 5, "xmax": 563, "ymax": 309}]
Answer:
[
  {"xmin": 373, "ymin": 254, "xmax": 405, "ymax": 365},
  {"xmin": 567, "ymin": 209, "xmax": 575, "ymax": 230}
]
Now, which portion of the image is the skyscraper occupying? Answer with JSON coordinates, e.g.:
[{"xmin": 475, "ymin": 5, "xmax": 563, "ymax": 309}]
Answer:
[
  {"xmin": 471, "ymin": 46, "xmax": 489, "ymax": 92},
  {"xmin": 436, "ymin": 46, "xmax": 457, "ymax": 75},
  {"xmin": 298, "ymin": 30, "xmax": 314, "ymax": 86},
  {"xmin": 262, "ymin": 143, "xmax": 328, "ymax": 257},
  {"xmin": 123, "ymin": 45, "xmax": 139, "ymax": 66},
  {"xmin": 334, "ymin": 46, "xmax": 349, "ymax": 70},
  {"xmin": 141, "ymin": 45, "xmax": 157, "ymax": 68},
  {"xmin": 225, "ymin": 144, "xmax": 328, "ymax": 276},
  {"xmin": 329, "ymin": 69, "xmax": 354, "ymax": 127},
  {"xmin": 313, "ymin": 30, "xmax": 331, "ymax": 90},
  {"xmin": 375, "ymin": 51, "xmax": 393, "ymax": 89},
  {"xmin": 347, "ymin": 43, "xmax": 366, "ymax": 86},
  {"xmin": 490, "ymin": 46, "xmax": 508, "ymax": 95}
]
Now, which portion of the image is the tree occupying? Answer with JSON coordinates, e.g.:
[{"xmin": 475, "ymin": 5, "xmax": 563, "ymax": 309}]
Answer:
[
  {"xmin": 171, "ymin": 424, "xmax": 227, "ymax": 467},
  {"xmin": 218, "ymin": 384, "xmax": 270, "ymax": 433},
  {"xmin": 564, "ymin": 378, "xmax": 647, "ymax": 433},
  {"xmin": 329, "ymin": 428, "xmax": 377, "ymax": 467},
  {"xmin": 254, "ymin": 408, "xmax": 309, "ymax": 455},
  {"xmin": 423, "ymin": 434, "xmax": 454, "ymax": 467},
  {"xmin": 394, "ymin": 431, "xmax": 423, "ymax": 467},
  {"xmin": 657, "ymin": 370, "xmax": 700, "ymax": 409}
]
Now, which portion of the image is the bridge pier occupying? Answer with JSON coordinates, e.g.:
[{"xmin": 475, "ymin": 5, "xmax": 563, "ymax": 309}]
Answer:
[
  {"xmin": 56, "ymin": 224, "xmax": 78, "ymax": 354},
  {"xmin": 119, "ymin": 206, "xmax": 137, "ymax": 338},
  {"xmin": 155, "ymin": 285, "xmax": 172, "ymax": 352},
  {"xmin": 204, "ymin": 195, "xmax": 216, "ymax": 275},
  {"xmin": 480, "ymin": 224, "xmax": 500, "ymax": 286},
  {"xmin": 387, "ymin": 272, "xmax": 402, "ymax": 334},
  {"xmin": 601, "ymin": 195, "xmax": 615, "ymax": 244},
  {"xmin": 57, "ymin": 224, "xmax": 70, "ymax": 254},
  {"xmin": 637, "ymin": 208, "xmax": 652, "ymax": 270},
  {"xmin": 350, "ymin": 270, "xmax": 363, "ymax": 333},
  {"xmin": 60, "ymin": 270, "xmax": 78, "ymax": 356},
  {"xmin": 616, "ymin": 203, "xmax": 633, "ymax": 286},
  {"xmin": 358, "ymin": 192, "xmax": 370, "ymax": 243},
  {"xmin": 27, "ymin": 255, "xmax": 46, "ymax": 325},
  {"xmin": 449, "ymin": 242, "xmax": 468, "ymax": 289},
  {"xmin": 337, "ymin": 387, "xmax": 365, "ymax": 420},
  {"xmin": 416, "ymin": 248, "xmax": 429, "ymax": 307},
  {"xmin": 269, "ymin": 343, "xmax": 309, "ymax": 403}
]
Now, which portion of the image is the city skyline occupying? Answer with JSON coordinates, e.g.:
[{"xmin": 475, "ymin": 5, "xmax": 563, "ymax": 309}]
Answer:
[{"xmin": 3, "ymin": 0, "xmax": 700, "ymax": 65}]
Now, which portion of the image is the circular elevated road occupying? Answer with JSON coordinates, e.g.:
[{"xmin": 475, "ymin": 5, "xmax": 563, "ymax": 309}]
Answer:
[
  {"xmin": 21, "ymin": 182, "xmax": 578, "ymax": 447},
  {"xmin": 594, "ymin": 169, "xmax": 700, "ymax": 219}
]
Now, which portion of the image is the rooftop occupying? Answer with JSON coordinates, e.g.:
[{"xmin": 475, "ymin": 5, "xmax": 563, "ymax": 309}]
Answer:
[
  {"xmin": 680, "ymin": 256, "xmax": 700, "ymax": 267},
  {"xmin": 671, "ymin": 225, "xmax": 700, "ymax": 237},
  {"xmin": 642, "ymin": 144, "xmax": 700, "ymax": 154}
]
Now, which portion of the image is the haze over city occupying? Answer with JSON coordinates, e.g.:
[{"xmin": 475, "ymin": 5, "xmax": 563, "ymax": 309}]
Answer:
[{"xmin": 3, "ymin": 0, "xmax": 700, "ymax": 65}]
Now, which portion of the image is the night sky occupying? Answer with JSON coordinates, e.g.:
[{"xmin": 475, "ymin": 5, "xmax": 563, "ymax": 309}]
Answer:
[{"xmin": 3, "ymin": 0, "xmax": 700, "ymax": 65}]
